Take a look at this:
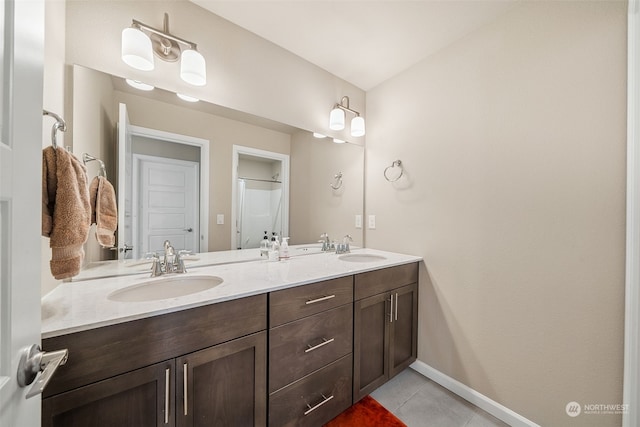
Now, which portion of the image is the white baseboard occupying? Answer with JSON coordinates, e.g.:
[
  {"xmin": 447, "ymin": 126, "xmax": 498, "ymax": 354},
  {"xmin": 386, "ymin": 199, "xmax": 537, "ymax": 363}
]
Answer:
[{"xmin": 410, "ymin": 360, "xmax": 540, "ymax": 427}]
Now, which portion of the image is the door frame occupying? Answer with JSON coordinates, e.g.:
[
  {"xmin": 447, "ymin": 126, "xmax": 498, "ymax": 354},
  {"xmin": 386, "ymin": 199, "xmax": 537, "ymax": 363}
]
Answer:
[
  {"xmin": 624, "ymin": 1, "xmax": 640, "ymax": 426},
  {"xmin": 0, "ymin": 0, "xmax": 44, "ymax": 425},
  {"xmin": 132, "ymin": 154, "xmax": 200, "ymax": 258},
  {"xmin": 231, "ymin": 145, "xmax": 290, "ymax": 248},
  {"xmin": 128, "ymin": 125, "xmax": 210, "ymax": 254}
]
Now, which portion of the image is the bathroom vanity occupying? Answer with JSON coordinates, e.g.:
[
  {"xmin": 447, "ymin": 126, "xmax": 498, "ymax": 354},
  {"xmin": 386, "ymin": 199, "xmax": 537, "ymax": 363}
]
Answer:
[{"xmin": 40, "ymin": 249, "xmax": 420, "ymax": 426}]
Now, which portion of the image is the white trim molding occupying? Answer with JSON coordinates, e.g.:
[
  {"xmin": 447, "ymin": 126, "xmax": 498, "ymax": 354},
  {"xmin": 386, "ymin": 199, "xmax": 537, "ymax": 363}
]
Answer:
[
  {"xmin": 624, "ymin": 2, "xmax": 640, "ymax": 427},
  {"xmin": 410, "ymin": 360, "xmax": 540, "ymax": 427}
]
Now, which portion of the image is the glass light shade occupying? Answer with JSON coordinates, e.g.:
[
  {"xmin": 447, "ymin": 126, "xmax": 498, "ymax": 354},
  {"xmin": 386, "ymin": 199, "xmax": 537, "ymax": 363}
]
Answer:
[
  {"xmin": 177, "ymin": 93, "xmax": 199, "ymax": 102},
  {"xmin": 125, "ymin": 79, "xmax": 154, "ymax": 91},
  {"xmin": 329, "ymin": 107, "xmax": 345, "ymax": 130},
  {"xmin": 313, "ymin": 132, "xmax": 327, "ymax": 138},
  {"xmin": 351, "ymin": 116, "xmax": 365, "ymax": 137},
  {"xmin": 122, "ymin": 27, "xmax": 154, "ymax": 71},
  {"xmin": 333, "ymin": 138, "xmax": 346, "ymax": 144},
  {"xmin": 180, "ymin": 49, "xmax": 207, "ymax": 86}
]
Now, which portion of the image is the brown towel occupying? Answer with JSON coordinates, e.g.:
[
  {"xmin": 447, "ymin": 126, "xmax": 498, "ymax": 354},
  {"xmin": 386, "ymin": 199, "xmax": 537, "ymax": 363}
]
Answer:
[
  {"xmin": 89, "ymin": 176, "xmax": 117, "ymax": 248},
  {"xmin": 42, "ymin": 146, "xmax": 91, "ymax": 280}
]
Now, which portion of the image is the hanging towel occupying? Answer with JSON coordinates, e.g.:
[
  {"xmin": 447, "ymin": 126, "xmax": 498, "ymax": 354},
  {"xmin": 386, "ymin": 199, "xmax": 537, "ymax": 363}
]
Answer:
[
  {"xmin": 89, "ymin": 175, "xmax": 117, "ymax": 248},
  {"xmin": 42, "ymin": 146, "xmax": 91, "ymax": 280}
]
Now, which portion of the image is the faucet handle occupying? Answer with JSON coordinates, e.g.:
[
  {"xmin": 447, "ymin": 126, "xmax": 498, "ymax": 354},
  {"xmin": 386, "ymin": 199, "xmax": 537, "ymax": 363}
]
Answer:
[
  {"xmin": 342, "ymin": 234, "xmax": 353, "ymax": 243},
  {"xmin": 175, "ymin": 252, "xmax": 187, "ymax": 274},
  {"xmin": 150, "ymin": 256, "xmax": 163, "ymax": 277}
]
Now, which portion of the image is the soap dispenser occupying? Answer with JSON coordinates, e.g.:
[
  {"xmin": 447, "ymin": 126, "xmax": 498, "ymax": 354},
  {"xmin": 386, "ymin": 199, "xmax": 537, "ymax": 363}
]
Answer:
[
  {"xmin": 279, "ymin": 237, "xmax": 290, "ymax": 260},
  {"xmin": 268, "ymin": 235, "xmax": 280, "ymax": 262},
  {"xmin": 260, "ymin": 231, "xmax": 270, "ymax": 257}
]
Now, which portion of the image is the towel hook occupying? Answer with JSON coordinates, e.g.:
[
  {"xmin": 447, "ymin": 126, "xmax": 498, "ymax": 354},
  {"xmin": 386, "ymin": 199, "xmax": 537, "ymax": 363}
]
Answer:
[
  {"xmin": 82, "ymin": 153, "xmax": 107, "ymax": 179},
  {"xmin": 43, "ymin": 110, "xmax": 66, "ymax": 149},
  {"xmin": 383, "ymin": 160, "xmax": 404, "ymax": 182},
  {"xmin": 330, "ymin": 172, "xmax": 343, "ymax": 190}
]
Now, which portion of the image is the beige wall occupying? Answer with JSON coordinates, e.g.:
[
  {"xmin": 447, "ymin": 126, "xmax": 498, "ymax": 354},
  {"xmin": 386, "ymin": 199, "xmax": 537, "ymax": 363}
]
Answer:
[
  {"xmin": 72, "ymin": 65, "xmax": 118, "ymax": 266},
  {"xmin": 41, "ymin": 0, "xmax": 68, "ymax": 295},
  {"xmin": 365, "ymin": 2, "xmax": 627, "ymax": 426},
  {"xmin": 290, "ymin": 132, "xmax": 364, "ymax": 247}
]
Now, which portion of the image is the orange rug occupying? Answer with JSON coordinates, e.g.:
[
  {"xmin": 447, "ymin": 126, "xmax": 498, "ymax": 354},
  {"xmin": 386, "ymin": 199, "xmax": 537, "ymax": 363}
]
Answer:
[{"xmin": 323, "ymin": 396, "xmax": 407, "ymax": 427}]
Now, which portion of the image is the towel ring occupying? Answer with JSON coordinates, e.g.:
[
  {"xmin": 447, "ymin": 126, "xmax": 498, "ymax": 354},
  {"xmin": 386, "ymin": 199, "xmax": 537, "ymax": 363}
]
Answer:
[
  {"xmin": 82, "ymin": 153, "xmax": 107, "ymax": 179},
  {"xmin": 383, "ymin": 160, "xmax": 404, "ymax": 182},
  {"xmin": 330, "ymin": 172, "xmax": 343, "ymax": 190}
]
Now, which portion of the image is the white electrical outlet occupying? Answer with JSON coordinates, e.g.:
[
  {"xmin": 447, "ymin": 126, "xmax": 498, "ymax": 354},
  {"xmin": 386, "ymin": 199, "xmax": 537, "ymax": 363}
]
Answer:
[
  {"xmin": 368, "ymin": 215, "xmax": 376, "ymax": 229},
  {"xmin": 355, "ymin": 214, "xmax": 362, "ymax": 229},
  {"xmin": 216, "ymin": 214, "xmax": 224, "ymax": 225}
]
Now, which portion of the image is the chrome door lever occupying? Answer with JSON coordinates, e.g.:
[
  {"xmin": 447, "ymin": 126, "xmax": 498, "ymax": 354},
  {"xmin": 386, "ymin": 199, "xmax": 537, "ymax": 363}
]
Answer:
[{"xmin": 17, "ymin": 344, "xmax": 68, "ymax": 399}]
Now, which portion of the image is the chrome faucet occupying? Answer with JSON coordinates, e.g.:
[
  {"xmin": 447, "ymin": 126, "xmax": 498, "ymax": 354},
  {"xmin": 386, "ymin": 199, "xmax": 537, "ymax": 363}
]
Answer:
[
  {"xmin": 319, "ymin": 233, "xmax": 335, "ymax": 252},
  {"xmin": 336, "ymin": 235, "xmax": 353, "ymax": 254},
  {"xmin": 150, "ymin": 240, "xmax": 187, "ymax": 277}
]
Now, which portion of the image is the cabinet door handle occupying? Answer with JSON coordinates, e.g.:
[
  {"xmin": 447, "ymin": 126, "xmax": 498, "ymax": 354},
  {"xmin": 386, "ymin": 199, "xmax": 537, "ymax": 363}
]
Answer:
[
  {"xmin": 305, "ymin": 338, "xmax": 335, "ymax": 353},
  {"xmin": 304, "ymin": 394, "xmax": 334, "ymax": 415},
  {"xmin": 389, "ymin": 294, "xmax": 394, "ymax": 323},
  {"xmin": 305, "ymin": 294, "xmax": 336, "ymax": 305},
  {"xmin": 395, "ymin": 292, "xmax": 399, "ymax": 321},
  {"xmin": 183, "ymin": 363, "xmax": 188, "ymax": 416},
  {"xmin": 164, "ymin": 368, "xmax": 170, "ymax": 424}
]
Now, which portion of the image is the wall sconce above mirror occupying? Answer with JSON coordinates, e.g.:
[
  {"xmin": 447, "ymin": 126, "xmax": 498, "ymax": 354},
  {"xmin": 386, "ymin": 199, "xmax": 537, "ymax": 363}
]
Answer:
[
  {"xmin": 122, "ymin": 13, "xmax": 206, "ymax": 86},
  {"xmin": 329, "ymin": 95, "xmax": 365, "ymax": 137}
]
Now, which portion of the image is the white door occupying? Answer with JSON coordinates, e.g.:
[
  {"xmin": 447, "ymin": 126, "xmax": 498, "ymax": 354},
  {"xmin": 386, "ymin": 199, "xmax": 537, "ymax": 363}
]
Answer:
[
  {"xmin": 117, "ymin": 103, "xmax": 133, "ymax": 260},
  {"xmin": 0, "ymin": 0, "xmax": 45, "ymax": 425},
  {"xmin": 135, "ymin": 155, "xmax": 199, "ymax": 257}
]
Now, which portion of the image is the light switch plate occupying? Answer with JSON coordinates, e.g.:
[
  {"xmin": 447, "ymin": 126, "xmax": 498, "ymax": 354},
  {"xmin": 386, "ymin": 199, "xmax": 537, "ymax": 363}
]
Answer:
[
  {"xmin": 216, "ymin": 214, "xmax": 224, "ymax": 225},
  {"xmin": 355, "ymin": 214, "xmax": 362, "ymax": 229},
  {"xmin": 368, "ymin": 215, "xmax": 376, "ymax": 229}
]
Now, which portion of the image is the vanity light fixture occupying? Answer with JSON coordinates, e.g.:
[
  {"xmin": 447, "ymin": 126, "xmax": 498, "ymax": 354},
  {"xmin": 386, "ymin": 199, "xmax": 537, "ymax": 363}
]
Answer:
[
  {"xmin": 329, "ymin": 95, "xmax": 365, "ymax": 137},
  {"xmin": 177, "ymin": 93, "xmax": 199, "ymax": 102},
  {"xmin": 313, "ymin": 132, "xmax": 327, "ymax": 138},
  {"xmin": 122, "ymin": 13, "xmax": 207, "ymax": 86},
  {"xmin": 125, "ymin": 79, "xmax": 155, "ymax": 91},
  {"xmin": 333, "ymin": 138, "xmax": 346, "ymax": 144}
]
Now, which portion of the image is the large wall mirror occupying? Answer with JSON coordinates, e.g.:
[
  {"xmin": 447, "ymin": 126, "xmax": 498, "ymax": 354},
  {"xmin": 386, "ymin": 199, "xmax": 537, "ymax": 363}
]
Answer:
[{"xmin": 71, "ymin": 65, "xmax": 364, "ymax": 279}]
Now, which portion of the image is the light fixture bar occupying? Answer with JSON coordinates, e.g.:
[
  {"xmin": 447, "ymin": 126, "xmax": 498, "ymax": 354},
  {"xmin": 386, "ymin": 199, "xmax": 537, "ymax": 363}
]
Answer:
[
  {"xmin": 333, "ymin": 95, "xmax": 361, "ymax": 117},
  {"xmin": 131, "ymin": 17, "xmax": 197, "ymax": 51}
]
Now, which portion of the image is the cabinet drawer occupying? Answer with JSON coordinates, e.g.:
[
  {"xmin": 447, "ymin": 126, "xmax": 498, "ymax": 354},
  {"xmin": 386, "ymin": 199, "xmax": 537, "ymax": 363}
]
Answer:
[
  {"xmin": 354, "ymin": 263, "xmax": 418, "ymax": 300},
  {"xmin": 270, "ymin": 276, "xmax": 353, "ymax": 326},
  {"xmin": 270, "ymin": 304, "xmax": 352, "ymax": 393},
  {"xmin": 269, "ymin": 354, "xmax": 352, "ymax": 427}
]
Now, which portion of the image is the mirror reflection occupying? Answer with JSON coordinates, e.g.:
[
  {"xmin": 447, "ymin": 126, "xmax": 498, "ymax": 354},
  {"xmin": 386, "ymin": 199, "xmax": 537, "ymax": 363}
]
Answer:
[{"xmin": 72, "ymin": 65, "xmax": 364, "ymax": 279}]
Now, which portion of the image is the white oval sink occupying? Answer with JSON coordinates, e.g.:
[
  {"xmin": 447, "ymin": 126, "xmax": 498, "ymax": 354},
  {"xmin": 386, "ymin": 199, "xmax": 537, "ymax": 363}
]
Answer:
[
  {"xmin": 108, "ymin": 275, "xmax": 223, "ymax": 302},
  {"xmin": 338, "ymin": 254, "xmax": 387, "ymax": 262}
]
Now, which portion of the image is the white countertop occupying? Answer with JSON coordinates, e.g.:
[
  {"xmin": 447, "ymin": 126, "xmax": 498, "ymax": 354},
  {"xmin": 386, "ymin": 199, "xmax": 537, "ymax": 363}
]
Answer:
[{"xmin": 42, "ymin": 248, "xmax": 422, "ymax": 339}]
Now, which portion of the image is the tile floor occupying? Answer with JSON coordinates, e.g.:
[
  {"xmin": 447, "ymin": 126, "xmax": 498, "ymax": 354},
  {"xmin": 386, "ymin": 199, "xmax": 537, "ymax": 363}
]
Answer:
[{"xmin": 370, "ymin": 368, "xmax": 510, "ymax": 427}]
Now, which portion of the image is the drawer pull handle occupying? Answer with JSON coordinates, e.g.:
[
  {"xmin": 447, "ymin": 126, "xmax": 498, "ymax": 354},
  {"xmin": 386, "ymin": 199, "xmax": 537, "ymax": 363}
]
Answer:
[
  {"xmin": 183, "ymin": 363, "xmax": 188, "ymax": 416},
  {"xmin": 305, "ymin": 338, "xmax": 335, "ymax": 353},
  {"xmin": 164, "ymin": 368, "xmax": 170, "ymax": 424},
  {"xmin": 389, "ymin": 294, "xmax": 394, "ymax": 323},
  {"xmin": 395, "ymin": 292, "xmax": 399, "ymax": 321},
  {"xmin": 304, "ymin": 394, "xmax": 334, "ymax": 415},
  {"xmin": 305, "ymin": 295, "xmax": 336, "ymax": 305}
]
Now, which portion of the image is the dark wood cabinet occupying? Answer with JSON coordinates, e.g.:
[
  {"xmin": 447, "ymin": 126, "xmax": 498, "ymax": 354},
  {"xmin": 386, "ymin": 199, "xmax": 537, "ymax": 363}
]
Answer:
[
  {"xmin": 42, "ymin": 295, "xmax": 267, "ymax": 427},
  {"xmin": 177, "ymin": 332, "xmax": 267, "ymax": 427},
  {"xmin": 268, "ymin": 276, "xmax": 354, "ymax": 426},
  {"xmin": 353, "ymin": 264, "xmax": 418, "ymax": 401},
  {"xmin": 43, "ymin": 361, "xmax": 175, "ymax": 427}
]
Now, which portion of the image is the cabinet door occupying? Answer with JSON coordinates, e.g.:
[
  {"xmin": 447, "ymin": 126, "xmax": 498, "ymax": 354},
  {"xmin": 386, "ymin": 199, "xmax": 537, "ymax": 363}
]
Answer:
[
  {"xmin": 353, "ymin": 292, "xmax": 390, "ymax": 401},
  {"xmin": 42, "ymin": 361, "xmax": 175, "ymax": 427},
  {"xmin": 176, "ymin": 331, "xmax": 267, "ymax": 427},
  {"xmin": 389, "ymin": 283, "xmax": 418, "ymax": 378}
]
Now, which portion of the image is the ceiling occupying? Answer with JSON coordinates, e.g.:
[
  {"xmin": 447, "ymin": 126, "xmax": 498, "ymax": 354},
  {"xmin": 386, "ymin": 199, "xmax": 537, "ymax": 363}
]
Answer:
[{"xmin": 191, "ymin": 0, "xmax": 518, "ymax": 91}]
